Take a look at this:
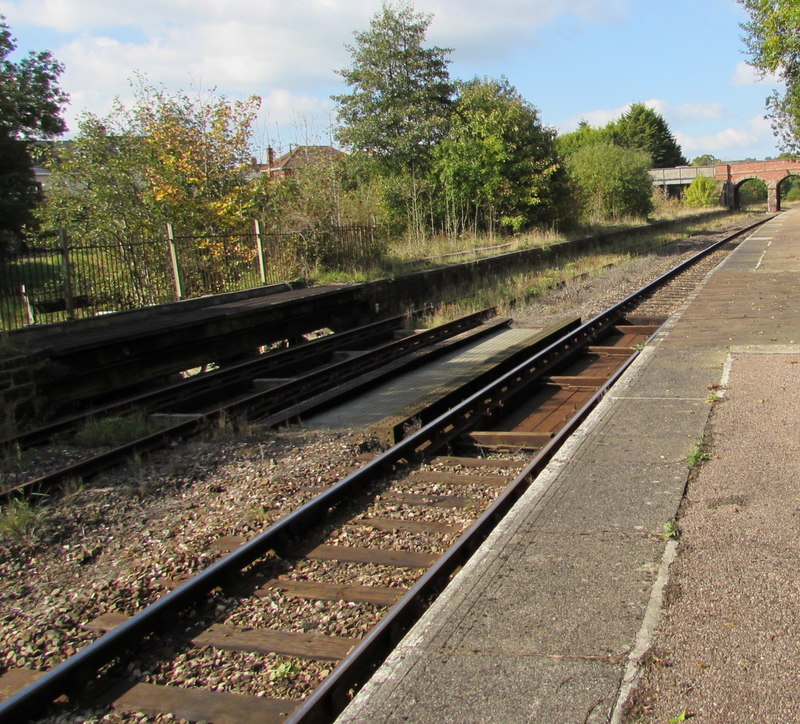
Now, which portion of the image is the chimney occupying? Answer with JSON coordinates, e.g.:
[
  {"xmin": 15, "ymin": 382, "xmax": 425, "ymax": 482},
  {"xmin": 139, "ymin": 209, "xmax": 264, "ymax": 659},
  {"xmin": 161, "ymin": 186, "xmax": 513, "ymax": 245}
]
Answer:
[{"xmin": 267, "ymin": 147, "xmax": 275, "ymax": 167}]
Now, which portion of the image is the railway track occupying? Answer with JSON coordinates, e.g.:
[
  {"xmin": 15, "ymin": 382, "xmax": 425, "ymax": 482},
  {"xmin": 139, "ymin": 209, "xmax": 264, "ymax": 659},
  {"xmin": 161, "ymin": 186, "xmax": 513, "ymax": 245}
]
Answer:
[
  {"xmin": 0, "ymin": 217, "xmax": 768, "ymax": 723},
  {"xmin": 3, "ymin": 308, "xmax": 538, "ymax": 500}
]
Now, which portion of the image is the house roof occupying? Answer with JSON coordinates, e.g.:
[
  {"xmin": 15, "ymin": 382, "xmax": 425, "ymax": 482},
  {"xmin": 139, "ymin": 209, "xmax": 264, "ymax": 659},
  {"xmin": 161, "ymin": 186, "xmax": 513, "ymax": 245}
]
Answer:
[{"xmin": 271, "ymin": 145, "xmax": 345, "ymax": 171}]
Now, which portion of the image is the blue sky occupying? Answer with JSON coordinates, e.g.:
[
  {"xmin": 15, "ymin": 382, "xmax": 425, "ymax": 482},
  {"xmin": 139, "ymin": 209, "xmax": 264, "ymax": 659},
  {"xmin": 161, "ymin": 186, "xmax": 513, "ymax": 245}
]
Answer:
[{"xmin": 0, "ymin": 0, "xmax": 784, "ymax": 162}]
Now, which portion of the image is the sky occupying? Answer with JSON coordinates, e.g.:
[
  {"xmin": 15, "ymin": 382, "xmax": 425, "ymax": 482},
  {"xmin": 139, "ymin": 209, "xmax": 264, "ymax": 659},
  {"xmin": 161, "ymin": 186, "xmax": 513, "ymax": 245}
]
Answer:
[{"xmin": 0, "ymin": 0, "xmax": 786, "ymax": 163}]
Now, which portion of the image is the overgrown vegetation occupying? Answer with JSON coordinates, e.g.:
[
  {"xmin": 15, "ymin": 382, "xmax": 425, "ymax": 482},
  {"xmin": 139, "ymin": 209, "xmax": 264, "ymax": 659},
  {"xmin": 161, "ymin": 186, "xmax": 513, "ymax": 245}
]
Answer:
[
  {"xmin": 740, "ymin": 0, "xmax": 800, "ymax": 152},
  {"xmin": 73, "ymin": 415, "xmax": 154, "ymax": 448},
  {"xmin": 0, "ymin": 4, "xmax": 751, "ymax": 331},
  {"xmin": 684, "ymin": 176, "xmax": 720, "ymax": 208}
]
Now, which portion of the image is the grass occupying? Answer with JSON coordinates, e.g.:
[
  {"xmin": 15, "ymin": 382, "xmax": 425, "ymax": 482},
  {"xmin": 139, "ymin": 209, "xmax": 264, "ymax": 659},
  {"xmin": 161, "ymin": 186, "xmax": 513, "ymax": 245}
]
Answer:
[
  {"xmin": 0, "ymin": 497, "xmax": 42, "ymax": 538},
  {"xmin": 73, "ymin": 415, "xmax": 155, "ymax": 448}
]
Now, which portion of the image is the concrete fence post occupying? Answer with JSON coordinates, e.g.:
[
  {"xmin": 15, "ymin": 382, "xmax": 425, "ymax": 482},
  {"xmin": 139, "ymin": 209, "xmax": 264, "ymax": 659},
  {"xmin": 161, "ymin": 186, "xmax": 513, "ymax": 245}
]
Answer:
[
  {"xmin": 165, "ymin": 222, "xmax": 183, "ymax": 300},
  {"xmin": 59, "ymin": 228, "xmax": 75, "ymax": 320},
  {"xmin": 254, "ymin": 219, "xmax": 267, "ymax": 284}
]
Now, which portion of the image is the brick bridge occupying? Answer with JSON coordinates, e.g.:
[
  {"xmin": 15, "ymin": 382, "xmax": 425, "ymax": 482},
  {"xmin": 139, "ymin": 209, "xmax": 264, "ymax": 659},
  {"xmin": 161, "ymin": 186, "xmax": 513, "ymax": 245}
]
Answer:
[{"xmin": 649, "ymin": 159, "xmax": 800, "ymax": 212}]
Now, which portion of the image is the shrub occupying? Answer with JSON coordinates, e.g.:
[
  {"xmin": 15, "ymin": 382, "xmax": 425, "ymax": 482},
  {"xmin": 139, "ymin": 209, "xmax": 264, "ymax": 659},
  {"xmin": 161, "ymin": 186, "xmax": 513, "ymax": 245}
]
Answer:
[{"xmin": 683, "ymin": 175, "xmax": 720, "ymax": 207}]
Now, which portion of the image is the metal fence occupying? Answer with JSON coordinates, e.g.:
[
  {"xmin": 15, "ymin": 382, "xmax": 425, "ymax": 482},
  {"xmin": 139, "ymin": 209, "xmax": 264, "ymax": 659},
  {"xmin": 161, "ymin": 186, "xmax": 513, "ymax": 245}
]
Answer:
[{"xmin": 0, "ymin": 224, "xmax": 379, "ymax": 331}]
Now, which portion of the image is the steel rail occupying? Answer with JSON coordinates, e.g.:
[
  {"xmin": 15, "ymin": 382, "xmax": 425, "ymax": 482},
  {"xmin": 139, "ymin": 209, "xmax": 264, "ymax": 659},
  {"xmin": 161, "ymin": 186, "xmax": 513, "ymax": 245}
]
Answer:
[
  {"xmin": 0, "ymin": 308, "xmax": 497, "ymax": 501},
  {"xmin": 1, "ymin": 314, "xmax": 410, "ymax": 451},
  {"xmin": 0, "ymin": 217, "xmax": 767, "ymax": 723}
]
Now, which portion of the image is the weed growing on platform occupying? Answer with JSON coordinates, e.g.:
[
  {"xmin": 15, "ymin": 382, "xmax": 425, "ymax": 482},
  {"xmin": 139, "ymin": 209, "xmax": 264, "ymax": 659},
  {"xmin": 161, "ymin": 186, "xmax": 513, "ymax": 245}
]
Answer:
[
  {"xmin": 661, "ymin": 520, "xmax": 681, "ymax": 540},
  {"xmin": 688, "ymin": 439, "xmax": 711, "ymax": 467}
]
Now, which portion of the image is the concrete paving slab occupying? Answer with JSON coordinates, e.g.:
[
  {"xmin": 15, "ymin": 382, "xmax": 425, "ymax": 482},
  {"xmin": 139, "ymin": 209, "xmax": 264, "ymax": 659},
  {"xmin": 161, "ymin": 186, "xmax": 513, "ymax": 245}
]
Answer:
[
  {"xmin": 426, "ymin": 532, "xmax": 661, "ymax": 658},
  {"xmin": 340, "ymin": 650, "xmax": 621, "ymax": 724},
  {"xmin": 610, "ymin": 347, "xmax": 726, "ymax": 398},
  {"xmin": 529, "ymin": 460, "xmax": 688, "ymax": 535},
  {"xmin": 567, "ymin": 397, "xmax": 708, "ymax": 465}
]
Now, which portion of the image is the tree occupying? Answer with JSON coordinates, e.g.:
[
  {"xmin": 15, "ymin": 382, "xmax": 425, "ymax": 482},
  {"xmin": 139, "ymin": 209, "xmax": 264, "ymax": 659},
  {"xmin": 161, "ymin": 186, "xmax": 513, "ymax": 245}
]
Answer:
[
  {"xmin": 683, "ymin": 175, "xmax": 720, "ymax": 207},
  {"xmin": 433, "ymin": 77, "xmax": 569, "ymax": 234},
  {"xmin": 740, "ymin": 0, "xmax": 800, "ymax": 151},
  {"xmin": 40, "ymin": 82, "xmax": 262, "ymax": 298},
  {"xmin": 565, "ymin": 141, "xmax": 654, "ymax": 223},
  {"xmin": 332, "ymin": 2, "xmax": 454, "ymax": 175},
  {"xmin": 691, "ymin": 154, "xmax": 722, "ymax": 166},
  {"xmin": 0, "ymin": 16, "xmax": 67, "ymax": 253},
  {"xmin": 556, "ymin": 120, "xmax": 613, "ymax": 157},
  {"xmin": 610, "ymin": 103, "xmax": 686, "ymax": 167}
]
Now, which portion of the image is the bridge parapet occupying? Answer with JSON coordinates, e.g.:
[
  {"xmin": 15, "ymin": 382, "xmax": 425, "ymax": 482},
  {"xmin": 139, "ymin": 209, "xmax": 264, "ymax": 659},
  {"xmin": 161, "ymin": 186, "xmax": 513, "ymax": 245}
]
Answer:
[{"xmin": 649, "ymin": 166, "xmax": 715, "ymax": 186}]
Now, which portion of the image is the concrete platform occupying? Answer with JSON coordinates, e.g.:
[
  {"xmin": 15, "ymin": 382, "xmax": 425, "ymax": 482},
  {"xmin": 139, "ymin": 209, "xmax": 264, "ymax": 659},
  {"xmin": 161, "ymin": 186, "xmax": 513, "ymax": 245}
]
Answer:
[
  {"xmin": 305, "ymin": 328, "xmax": 547, "ymax": 430},
  {"xmin": 337, "ymin": 210, "xmax": 800, "ymax": 722}
]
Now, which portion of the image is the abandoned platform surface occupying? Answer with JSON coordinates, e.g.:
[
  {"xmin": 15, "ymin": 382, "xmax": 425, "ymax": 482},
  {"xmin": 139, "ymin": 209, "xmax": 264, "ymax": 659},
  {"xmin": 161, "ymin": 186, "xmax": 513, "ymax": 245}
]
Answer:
[
  {"xmin": 338, "ymin": 210, "xmax": 800, "ymax": 723},
  {"xmin": 306, "ymin": 327, "xmax": 546, "ymax": 430}
]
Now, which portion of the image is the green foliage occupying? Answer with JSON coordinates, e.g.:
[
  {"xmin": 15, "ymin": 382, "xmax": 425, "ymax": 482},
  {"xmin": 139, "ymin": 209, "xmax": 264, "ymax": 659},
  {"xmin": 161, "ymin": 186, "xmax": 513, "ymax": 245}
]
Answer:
[
  {"xmin": 0, "ymin": 16, "xmax": 67, "ymax": 253},
  {"xmin": 41, "ymin": 80, "xmax": 261, "ymax": 241},
  {"xmin": 683, "ymin": 175, "xmax": 720, "ymax": 208},
  {"xmin": 610, "ymin": 103, "xmax": 687, "ymax": 168},
  {"xmin": 738, "ymin": 177, "xmax": 768, "ymax": 206},
  {"xmin": 781, "ymin": 174, "xmax": 800, "ymax": 201},
  {"xmin": 333, "ymin": 2, "xmax": 454, "ymax": 175},
  {"xmin": 74, "ymin": 415, "xmax": 154, "ymax": 447},
  {"xmin": 558, "ymin": 104, "xmax": 686, "ymax": 170},
  {"xmin": 565, "ymin": 141, "xmax": 654, "ymax": 223},
  {"xmin": 0, "ymin": 498, "xmax": 40, "ymax": 538},
  {"xmin": 688, "ymin": 440, "xmax": 711, "ymax": 467},
  {"xmin": 556, "ymin": 120, "xmax": 612, "ymax": 157},
  {"xmin": 0, "ymin": 17, "xmax": 67, "ymax": 141},
  {"xmin": 740, "ymin": 0, "xmax": 800, "ymax": 151},
  {"xmin": 38, "ymin": 82, "xmax": 263, "ymax": 298},
  {"xmin": 432, "ymin": 77, "xmax": 570, "ymax": 235},
  {"xmin": 691, "ymin": 154, "xmax": 722, "ymax": 166}
]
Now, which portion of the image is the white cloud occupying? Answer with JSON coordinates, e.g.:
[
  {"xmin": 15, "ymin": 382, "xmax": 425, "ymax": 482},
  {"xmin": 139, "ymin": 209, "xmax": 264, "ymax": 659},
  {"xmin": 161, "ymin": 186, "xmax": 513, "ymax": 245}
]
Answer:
[
  {"xmin": 674, "ymin": 115, "xmax": 773, "ymax": 155},
  {"xmin": 731, "ymin": 61, "xmax": 782, "ymax": 87},
  {"xmin": 0, "ymin": 0, "xmax": 635, "ymax": 139},
  {"xmin": 563, "ymin": 98, "xmax": 727, "ymax": 134}
]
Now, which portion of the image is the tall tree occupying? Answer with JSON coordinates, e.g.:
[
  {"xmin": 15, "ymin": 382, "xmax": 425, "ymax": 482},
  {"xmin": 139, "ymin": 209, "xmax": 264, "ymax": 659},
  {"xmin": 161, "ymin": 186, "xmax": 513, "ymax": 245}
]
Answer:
[
  {"xmin": 433, "ymin": 77, "xmax": 569, "ymax": 234},
  {"xmin": 740, "ymin": 0, "xmax": 800, "ymax": 151},
  {"xmin": 610, "ymin": 103, "xmax": 686, "ymax": 167},
  {"xmin": 332, "ymin": 2, "xmax": 454, "ymax": 175},
  {"xmin": 0, "ymin": 16, "xmax": 67, "ymax": 253}
]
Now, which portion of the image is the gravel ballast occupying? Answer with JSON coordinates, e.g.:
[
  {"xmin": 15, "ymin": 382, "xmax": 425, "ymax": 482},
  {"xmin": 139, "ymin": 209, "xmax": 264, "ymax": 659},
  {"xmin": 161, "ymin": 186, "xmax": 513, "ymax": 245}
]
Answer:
[{"xmin": 0, "ymin": 216, "xmax": 764, "ymax": 719}]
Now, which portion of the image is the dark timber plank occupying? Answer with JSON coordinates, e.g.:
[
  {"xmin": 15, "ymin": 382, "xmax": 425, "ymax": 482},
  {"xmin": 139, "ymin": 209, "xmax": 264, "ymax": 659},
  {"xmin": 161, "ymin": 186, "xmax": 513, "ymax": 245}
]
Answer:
[
  {"xmin": 112, "ymin": 682, "xmax": 300, "ymax": 724},
  {"xmin": 546, "ymin": 375, "xmax": 609, "ymax": 389},
  {"xmin": 409, "ymin": 470, "xmax": 510, "ymax": 487},
  {"xmin": 467, "ymin": 431, "xmax": 552, "ymax": 450},
  {"xmin": 305, "ymin": 544, "xmax": 437, "ymax": 568},
  {"xmin": 0, "ymin": 669, "xmax": 46, "ymax": 703},
  {"xmin": 259, "ymin": 578, "xmax": 406, "ymax": 607},
  {"xmin": 193, "ymin": 624, "xmax": 359, "ymax": 660},
  {"xmin": 86, "ymin": 614, "xmax": 359, "ymax": 660},
  {"xmin": 379, "ymin": 492, "xmax": 474, "ymax": 508},
  {"xmin": 431, "ymin": 455, "xmax": 527, "ymax": 469},
  {"xmin": 359, "ymin": 516, "xmax": 462, "ymax": 535}
]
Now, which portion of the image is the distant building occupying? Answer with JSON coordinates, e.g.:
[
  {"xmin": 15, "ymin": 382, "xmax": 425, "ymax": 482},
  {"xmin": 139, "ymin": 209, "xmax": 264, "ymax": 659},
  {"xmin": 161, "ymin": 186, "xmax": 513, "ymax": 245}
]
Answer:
[{"xmin": 263, "ymin": 145, "xmax": 346, "ymax": 179}]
